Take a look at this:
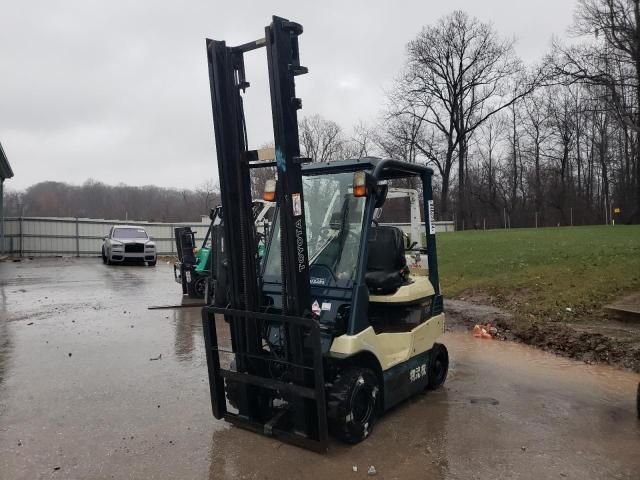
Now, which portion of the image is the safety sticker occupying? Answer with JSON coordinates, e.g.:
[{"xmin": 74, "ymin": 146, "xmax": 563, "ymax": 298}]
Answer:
[
  {"xmin": 428, "ymin": 200, "xmax": 436, "ymax": 235},
  {"xmin": 292, "ymin": 193, "xmax": 302, "ymax": 216}
]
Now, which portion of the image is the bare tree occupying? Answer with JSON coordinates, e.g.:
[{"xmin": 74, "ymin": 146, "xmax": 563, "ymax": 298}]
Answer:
[
  {"xmin": 403, "ymin": 10, "xmax": 533, "ymax": 228},
  {"xmin": 299, "ymin": 114, "xmax": 347, "ymax": 162},
  {"xmin": 553, "ymin": 0, "xmax": 640, "ymax": 219}
]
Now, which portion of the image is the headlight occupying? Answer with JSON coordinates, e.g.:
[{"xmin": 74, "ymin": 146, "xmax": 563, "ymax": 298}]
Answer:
[
  {"xmin": 112, "ymin": 243, "xmax": 123, "ymax": 249},
  {"xmin": 145, "ymin": 244, "xmax": 155, "ymax": 249}
]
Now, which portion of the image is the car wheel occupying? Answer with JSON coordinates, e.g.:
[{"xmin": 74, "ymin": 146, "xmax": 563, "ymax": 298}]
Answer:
[
  {"xmin": 327, "ymin": 367, "xmax": 379, "ymax": 444},
  {"xmin": 101, "ymin": 247, "xmax": 107, "ymax": 264},
  {"xmin": 147, "ymin": 260, "xmax": 156, "ymax": 267},
  {"xmin": 427, "ymin": 343, "xmax": 449, "ymax": 390}
]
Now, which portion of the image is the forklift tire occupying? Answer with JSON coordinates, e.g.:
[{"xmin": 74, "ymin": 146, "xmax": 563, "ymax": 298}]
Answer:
[
  {"xmin": 188, "ymin": 277, "xmax": 207, "ymax": 299},
  {"xmin": 327, "ymin": 367, "xmax": 379, "ymax": 444},
  {"xmin": 427, "ymin": 343, "xmax": 449, "ymax": 390}
]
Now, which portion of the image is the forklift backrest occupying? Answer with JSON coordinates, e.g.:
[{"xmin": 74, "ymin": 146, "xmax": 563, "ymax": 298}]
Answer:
[
  {"xmin": 175, "ymin": 227, "xmax": 196, "ymax": 265},
  {"xmin": 365, "ymin": 226, "xmax": 408, "ymax": 294}
]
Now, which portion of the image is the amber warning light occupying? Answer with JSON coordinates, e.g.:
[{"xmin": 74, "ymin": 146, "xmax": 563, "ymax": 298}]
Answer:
[
  {"xmin": 263, "ymin": 179, "xmax": 276, "ymax": 202},
  {"xmin": 353, "ymin": 171, "xmax": 367, "ymax": 197}
]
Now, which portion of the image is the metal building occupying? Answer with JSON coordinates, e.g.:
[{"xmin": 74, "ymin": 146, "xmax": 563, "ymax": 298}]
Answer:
[{"xmin": 0, "ymin": 142, "xmax": 14, "ymax": 255}]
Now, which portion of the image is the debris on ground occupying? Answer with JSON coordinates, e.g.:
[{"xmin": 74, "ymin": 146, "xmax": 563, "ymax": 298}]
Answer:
[
  {"xmin": 472, "ymin": 323, "xmax": 496, "ymax": 339},
  {"xmin": 352, "ymin": 465, "xmax": 358, "ymax": 472},
  {"xmin": 149, "ymin": 354, "xmax": 162, "ymax": 361},
  {"xmin": 68, "ymin": 353, "xmax": 72, "ymax": 357},
  {"xmin": 367, "ymin": 465, "xmax": 377, "ymax": 476},
  {"xmin": 27, "ymin": 322, "xmax": 34, "ymax": 326}
]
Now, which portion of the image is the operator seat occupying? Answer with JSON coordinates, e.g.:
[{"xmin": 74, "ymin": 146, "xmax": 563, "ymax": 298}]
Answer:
[{"xmin": 365, "ymin": 226, "xmax": 409, "ymax": 294}]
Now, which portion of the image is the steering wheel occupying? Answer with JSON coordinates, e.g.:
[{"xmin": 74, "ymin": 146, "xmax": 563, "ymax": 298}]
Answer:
[{"xmin": 309, "ymin": 263, "xmax": 336, "ymax": 283}]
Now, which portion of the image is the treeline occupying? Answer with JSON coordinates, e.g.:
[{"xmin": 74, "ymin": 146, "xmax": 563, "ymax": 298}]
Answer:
[
  {"xmin": 295, "ymin": 3, "xmax": 640, "ymax": 228},
  {"xmin": 4, "ymin": 179, "xmax": 220, "ymax": 222}
]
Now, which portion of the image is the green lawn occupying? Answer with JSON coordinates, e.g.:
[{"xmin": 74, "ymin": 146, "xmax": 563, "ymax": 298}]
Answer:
[{"xmin": 437, "ymin": 225, "xmax": 640, "ymax": 321}]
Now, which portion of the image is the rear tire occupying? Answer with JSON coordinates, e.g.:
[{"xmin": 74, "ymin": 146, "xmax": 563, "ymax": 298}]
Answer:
[
  {"xmin": 427, "ymin": 343, "xmax": 449, "ymax": 390},
  {"xmin": 327, "ymin": 367, "xmax": 379, "ymax": 444}
]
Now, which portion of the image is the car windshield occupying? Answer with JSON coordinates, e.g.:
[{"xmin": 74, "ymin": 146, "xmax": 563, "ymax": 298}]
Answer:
[
  {"xmin": 113, "ymin": 228, "xmax": 148, "ymax": 240},
  {"xmin": 263, "ymin": 171, "xmax": 366, "ymax": 285}
]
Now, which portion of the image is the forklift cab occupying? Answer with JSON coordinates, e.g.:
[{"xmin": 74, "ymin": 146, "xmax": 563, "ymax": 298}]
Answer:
[{"xmin": 261, "ymin": 158, "xmax": 442, "ymax": 338}]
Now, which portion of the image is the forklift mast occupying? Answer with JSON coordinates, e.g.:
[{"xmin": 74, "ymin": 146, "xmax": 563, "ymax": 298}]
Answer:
[
  {"xmin": 204, "ymin": 16, "xmax": 328, "ymax": 451},
  {"xmin": 206, "ymin": 16, "xmax": 311, "ymax": 319}
]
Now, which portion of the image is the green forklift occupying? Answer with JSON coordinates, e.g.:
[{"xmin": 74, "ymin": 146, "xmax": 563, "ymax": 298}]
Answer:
[
  {"xmin": 174, "ymin": 202, "xmax": 273, "ymax": 299},
  {"xmin": 201, "ymin": 16, "xmax": 448, "ymax": 452}
]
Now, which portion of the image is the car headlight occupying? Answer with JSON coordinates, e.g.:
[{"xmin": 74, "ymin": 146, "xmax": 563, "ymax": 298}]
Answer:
[{"xmin": 145, "ymin": 244, "xmax": 155, "ymax": 249}]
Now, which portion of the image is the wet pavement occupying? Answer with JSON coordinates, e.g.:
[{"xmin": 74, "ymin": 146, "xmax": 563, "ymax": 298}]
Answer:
[{"xmin": 0, "ymin": 258, "xmax": 639, "ymax": 479}]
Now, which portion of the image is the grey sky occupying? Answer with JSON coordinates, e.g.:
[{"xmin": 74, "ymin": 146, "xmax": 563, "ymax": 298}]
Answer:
[{"xmin": 1, "ymin": 0, "xmax": 576, "ymax": 190}]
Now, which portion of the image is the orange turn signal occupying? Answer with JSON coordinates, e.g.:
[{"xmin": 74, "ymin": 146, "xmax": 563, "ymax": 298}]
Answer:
[
  {"xmin": 263, "ymin": 179, "xmax": 276, "ymax": 202},
  {"xmin": 353, "ymin": 171, "xmax": 367, "ymax": 197}
]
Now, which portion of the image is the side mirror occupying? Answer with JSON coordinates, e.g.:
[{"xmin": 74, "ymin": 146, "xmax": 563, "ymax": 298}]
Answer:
[
  {"xmin": 374, "ymin": 183, "xmax": 388, "ymax": 208},
  {"xmin": 148, "ymin": 236, "xmax": 155, "ymax": 241}
]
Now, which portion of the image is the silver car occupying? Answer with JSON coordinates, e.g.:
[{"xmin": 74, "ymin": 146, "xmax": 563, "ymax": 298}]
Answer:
[{"xmin": 102, "ymin": 225, "xmax": 157, "ymax": 266}]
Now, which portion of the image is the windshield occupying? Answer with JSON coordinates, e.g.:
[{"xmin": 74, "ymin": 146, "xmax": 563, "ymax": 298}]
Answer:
[
  {"xmin": 113, "ymin": 228, "xmax": 148, "ymax": 240},
  {"xmin": 263, "ymin": 172, "xmax": 366, "ymax": 285}
]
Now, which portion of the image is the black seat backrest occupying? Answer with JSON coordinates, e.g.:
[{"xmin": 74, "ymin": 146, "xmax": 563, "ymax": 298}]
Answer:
[
  {"xmin": 175, "ymin": 227, "xmax": 196, "ymax": 265},
  {"xmin": 366, "ymin": 226, "xmax": 407, "ymax": 294}
]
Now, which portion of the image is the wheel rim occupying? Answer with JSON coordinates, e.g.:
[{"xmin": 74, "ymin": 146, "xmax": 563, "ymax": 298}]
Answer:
[{"xmin": 351, "ymin": 384, "xmax": 374, "ymax": 424}]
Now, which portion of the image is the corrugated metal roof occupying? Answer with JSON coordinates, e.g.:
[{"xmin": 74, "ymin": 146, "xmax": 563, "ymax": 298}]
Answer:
[{"xmin": 0, "ymin": 142, "xmax": 14, "ymax": 180}]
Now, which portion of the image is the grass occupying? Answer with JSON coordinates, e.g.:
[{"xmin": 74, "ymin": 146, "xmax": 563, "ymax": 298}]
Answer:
[{"xmin": 437, "ymin": 225, "xmax": 640, "ymax": 322}]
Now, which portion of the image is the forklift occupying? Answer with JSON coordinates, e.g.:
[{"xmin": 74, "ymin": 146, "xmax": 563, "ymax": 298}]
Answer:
[
  {"xmin": 174, "ymin": 201, "xmax": 273, "ymax": 299},
  {"xmin": 202, "ymin": 16, "xmax": 448, "ymax": 452}
]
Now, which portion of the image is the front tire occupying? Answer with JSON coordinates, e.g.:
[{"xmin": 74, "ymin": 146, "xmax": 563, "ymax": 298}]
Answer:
[
  {"xmin": 188, "ymin": 276, "xmax": 206, "ymax": 299},
  {"xmin": 101, "ymin": 247, "xmax": 107, "ymax": 264},
  {"xmin": 427, "ymin": 343, "xmax": 449, "ymax": 390},
  {"xmin": 147, "ymin": 260, "xmax": 156, "ymax": 267},
  {"xmin": 327, "ymin": 367, "xmax": 379, "ymax": 444}
]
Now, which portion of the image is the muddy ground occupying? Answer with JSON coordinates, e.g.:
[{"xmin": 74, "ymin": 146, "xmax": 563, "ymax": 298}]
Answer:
[
  {"xmin": 447, "ymin": 297, "xmax": 640, "ymax": 372},
  {"xmin": 1, "ymin": 258, "xmax": 639, "ymax": 479}
]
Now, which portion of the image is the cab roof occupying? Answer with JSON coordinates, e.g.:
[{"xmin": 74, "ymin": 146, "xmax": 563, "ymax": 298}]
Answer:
[{"xmin": 301, "ymin": 157, "xmax": 434, "ymax": 180}]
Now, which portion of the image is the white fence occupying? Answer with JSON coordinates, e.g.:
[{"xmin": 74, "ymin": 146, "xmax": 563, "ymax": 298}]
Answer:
[
  {"xmin": 1, "ymin": 216, "xmax": 454, "ymax": 257},
  {"xmin": 1, "ymin": 216, "xmax": 211, "ymax": 257}
]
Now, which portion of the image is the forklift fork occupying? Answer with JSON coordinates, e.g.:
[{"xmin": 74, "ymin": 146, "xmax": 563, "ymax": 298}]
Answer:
[{"xmin": 202, "ymin": 307, "xmax": 329, "ymax": 452}]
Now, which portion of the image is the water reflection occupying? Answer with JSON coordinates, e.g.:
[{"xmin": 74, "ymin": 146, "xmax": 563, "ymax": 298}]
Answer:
[
  {"xmin": 0, "ymin": 279, "xmax": 13, "ymax": 388},
  {"xmin": 172, "ymin": 307, "xmax": 203, "ymax": 362},
  {"xmin": 204, "ymin": 381, "xmax": 451, "ymax": 479}
]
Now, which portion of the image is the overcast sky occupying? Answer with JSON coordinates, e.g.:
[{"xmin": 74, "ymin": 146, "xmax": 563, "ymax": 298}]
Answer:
[{"xmin": 1, "ymin": 0, "xmax": 577, "ymax": 191}]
